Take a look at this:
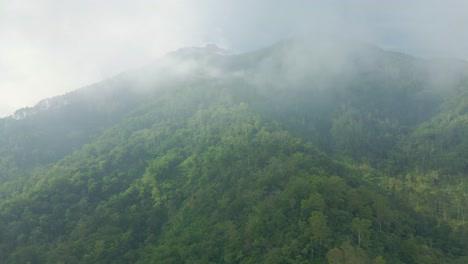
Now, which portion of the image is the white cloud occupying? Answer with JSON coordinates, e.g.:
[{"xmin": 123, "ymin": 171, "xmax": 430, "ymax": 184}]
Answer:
[
  {"xmin": 0, "ymin": 0, "xmax": 207, "ymax": 117},
  {"xmin": 1, "ymin": 0, "xmax": 468, "ymax": 117}
]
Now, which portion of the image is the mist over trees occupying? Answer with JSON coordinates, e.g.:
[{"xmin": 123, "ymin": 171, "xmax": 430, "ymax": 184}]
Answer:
[{"xmin": 0, "ymin": 37, "xmax": 467, "ymax": 263}]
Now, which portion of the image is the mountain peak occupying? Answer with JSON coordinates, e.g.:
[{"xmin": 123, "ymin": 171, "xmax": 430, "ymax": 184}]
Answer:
[{"xmin": 171, "ymin": 44, "xmax": 233, "ymax": 58}]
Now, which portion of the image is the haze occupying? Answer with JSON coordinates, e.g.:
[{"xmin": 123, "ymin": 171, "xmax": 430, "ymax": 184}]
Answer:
[{"xmin": 1, "ymin": 0, "xmax": 468, "ymax": 118}]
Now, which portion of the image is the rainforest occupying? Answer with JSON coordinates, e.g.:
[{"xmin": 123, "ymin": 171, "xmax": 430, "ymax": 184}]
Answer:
[{"xmin": 0, "ymin": 37, "xmax": 467, "ymax": 263}]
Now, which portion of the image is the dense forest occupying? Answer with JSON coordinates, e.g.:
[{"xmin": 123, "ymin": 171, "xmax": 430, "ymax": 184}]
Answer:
[{"xmin": 0, "ymin": 37, "xmax": 467, "ymax": 263}]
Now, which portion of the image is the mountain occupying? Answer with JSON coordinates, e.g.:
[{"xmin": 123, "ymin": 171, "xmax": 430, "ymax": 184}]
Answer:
[{"xmin": 0, "ymin": 37, "xmax": 467, "ymax": 263}]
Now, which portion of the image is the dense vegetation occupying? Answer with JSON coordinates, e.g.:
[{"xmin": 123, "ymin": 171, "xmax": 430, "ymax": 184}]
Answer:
[{"xmin": 0, "ymin": 37, "xmax": 467, "ymax": 263}]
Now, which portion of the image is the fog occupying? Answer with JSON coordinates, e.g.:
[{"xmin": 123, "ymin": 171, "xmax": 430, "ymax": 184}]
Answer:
[{"xmin": 1, "ymin": 0, "xmax": 468, "ymax": 117}]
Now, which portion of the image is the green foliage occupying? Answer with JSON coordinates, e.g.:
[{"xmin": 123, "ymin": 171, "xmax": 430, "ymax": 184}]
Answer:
[
  {"xmin": 350, "ymin": 217, "xmax": 372, "ymax": 248},
  {"xmin": 0, "ymin": 38, "xmax": 467, "ymax": 263}
]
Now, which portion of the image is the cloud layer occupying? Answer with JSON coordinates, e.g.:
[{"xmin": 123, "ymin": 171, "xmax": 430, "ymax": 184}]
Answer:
[{"xmin": 1, "ymin": 0, "xmax": 468, "ymax": 117}]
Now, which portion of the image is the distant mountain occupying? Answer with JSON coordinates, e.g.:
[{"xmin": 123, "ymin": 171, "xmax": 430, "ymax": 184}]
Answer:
[{"xmin": 0, "ymin": 37, "xmax": 467, "ymax": 263}]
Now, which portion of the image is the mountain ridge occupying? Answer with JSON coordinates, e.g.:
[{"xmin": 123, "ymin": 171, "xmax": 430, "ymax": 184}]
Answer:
[
  {"xmin": 4, "ymin": 36, "xmax": 468, "ymax": 121},
  {"xmin": 0, "ymin": 36, "xmax": 467, "ymax": 263}
]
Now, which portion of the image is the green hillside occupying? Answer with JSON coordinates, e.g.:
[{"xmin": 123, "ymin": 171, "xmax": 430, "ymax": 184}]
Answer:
[{"xmin": 0, "ymin": 37, "xmax": 467, "ymax": 263}]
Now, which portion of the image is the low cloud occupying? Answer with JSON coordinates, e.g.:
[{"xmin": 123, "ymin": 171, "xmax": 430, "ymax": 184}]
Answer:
[{"xmin": 1, "ymin": 0, "xmax": 468, "ymax": 117}]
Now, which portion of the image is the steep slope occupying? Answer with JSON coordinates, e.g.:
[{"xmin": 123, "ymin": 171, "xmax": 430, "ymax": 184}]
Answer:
[
  {"xmin": 0, "ymin": 36, "xmax": 467, "ymax": 263},
  {"xmin": 0, "ymin": 44, "xmax": 233, "ymax": 189},
  {"xmin": 1, "ymin": 85, "xmax": 464, "ymax": 263},
  {"xmin": 1, "ymin": 37, "xmax": 466, "ymax": 171},
  {"xmin": 384, "ymin": 87, "xmax": 468, "ymax": 228}
]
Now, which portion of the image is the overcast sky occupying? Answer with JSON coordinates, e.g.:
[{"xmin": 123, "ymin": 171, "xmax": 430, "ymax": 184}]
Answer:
[{"xmin": 1, "ymin": 0, "xmax": 468, "ymax": 117}]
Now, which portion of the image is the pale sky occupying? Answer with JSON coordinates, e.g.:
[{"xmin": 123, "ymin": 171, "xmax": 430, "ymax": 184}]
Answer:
[{"xmin": 1, "ymin": 0, "xmax": 468, "ymax": 117}]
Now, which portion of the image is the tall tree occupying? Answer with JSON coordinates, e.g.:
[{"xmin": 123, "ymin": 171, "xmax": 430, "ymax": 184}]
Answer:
[{"xmin": 350, "ymin": 217, "xmax": 372, "ymax": 248}]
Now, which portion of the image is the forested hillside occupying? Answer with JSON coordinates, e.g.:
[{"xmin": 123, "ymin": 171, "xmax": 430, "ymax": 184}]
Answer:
[{"xmin": 0, "ymin": 37, "xmax": 467, "ymax": 263}]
